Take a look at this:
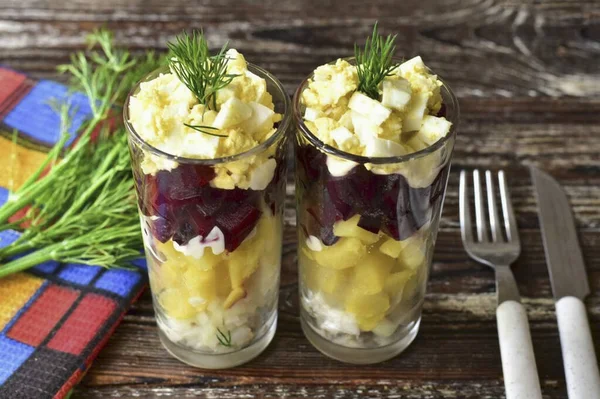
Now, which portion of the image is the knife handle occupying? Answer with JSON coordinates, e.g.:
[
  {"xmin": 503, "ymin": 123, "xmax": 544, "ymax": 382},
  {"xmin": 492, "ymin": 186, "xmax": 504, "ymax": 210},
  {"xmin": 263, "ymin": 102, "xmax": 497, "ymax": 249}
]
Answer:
[
  {"xmin": 556, "ymin": 296, "xmax": 600, "ymax": 399},
  {"xmin": 497, "ymin": 300, "xmax": 543, "ymax": 399}
]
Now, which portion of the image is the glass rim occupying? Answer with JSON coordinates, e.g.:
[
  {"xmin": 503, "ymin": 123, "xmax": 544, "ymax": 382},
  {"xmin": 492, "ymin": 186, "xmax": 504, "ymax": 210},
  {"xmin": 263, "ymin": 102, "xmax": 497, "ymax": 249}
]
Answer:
[
  {"xmin": 292, "ymin": 57, "xmax": 460, "ymax": 164},
  {"xmin": 123, "ymin": 63, "xmax": 291, "ymax": 165}
]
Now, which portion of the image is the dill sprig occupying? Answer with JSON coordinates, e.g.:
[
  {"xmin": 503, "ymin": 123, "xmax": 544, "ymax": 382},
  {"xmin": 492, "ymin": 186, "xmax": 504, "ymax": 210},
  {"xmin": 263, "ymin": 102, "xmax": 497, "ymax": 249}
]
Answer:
[
  {"xmin": 216, "ymin": 327, "xmax": 232, "ymax": 347},
  {"xmin": 168, "ymin": 30, "xmax": 238, "ymax": 111},
  {"xmin": 0, "ymin": 28, "xmax": 163, "ymax": 278},
  {"xmin": 183, "ymin": 123, "xmax": 228, "ymax": 138},
  {"xmin": 354, "ymin": 23, "xmax": 399, "ymax": 99}
]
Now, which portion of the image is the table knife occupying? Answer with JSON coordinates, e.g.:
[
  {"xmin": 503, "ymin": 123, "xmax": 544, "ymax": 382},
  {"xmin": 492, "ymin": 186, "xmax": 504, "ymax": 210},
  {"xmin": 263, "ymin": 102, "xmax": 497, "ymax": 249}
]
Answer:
[{"xmin": 531, "ymin": 167, "xmax": 600, "ymax": 399}]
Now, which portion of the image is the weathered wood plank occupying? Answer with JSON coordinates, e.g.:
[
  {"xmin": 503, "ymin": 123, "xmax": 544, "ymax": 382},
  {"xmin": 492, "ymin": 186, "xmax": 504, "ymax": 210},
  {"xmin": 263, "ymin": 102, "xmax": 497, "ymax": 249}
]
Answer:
[
  {"xmin": 72, "ymin": 292, "xmax": 598, "ymax": 397},
  {"xmin": 1, "ymin": 0, "xmax": 599, "ymax": 97},
  {"xmin": 2, "ymin": 0, "xmax": 598, "ymax": 397}
]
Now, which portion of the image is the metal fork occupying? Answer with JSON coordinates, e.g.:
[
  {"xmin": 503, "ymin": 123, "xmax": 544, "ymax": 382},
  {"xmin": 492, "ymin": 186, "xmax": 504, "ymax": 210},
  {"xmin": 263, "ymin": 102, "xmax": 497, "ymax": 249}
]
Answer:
[{"xmin": 460, "ymin": 170, "xmax": 542, "ymax": 399}]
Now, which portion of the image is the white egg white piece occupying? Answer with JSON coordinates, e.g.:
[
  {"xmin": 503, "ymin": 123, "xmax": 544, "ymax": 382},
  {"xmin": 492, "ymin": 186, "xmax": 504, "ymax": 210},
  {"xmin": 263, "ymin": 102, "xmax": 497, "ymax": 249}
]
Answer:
[
  {"xmin": 212, "ymin": 97, "xmax": 253, "ymax": 129},
  {"xmin": 417, "ymin": 115, "xmax": 452, "ymax": 145},
  {"xmin": 348, "ymin": 91, "xmax": 391, "ymax": 126},
  {"xmin": 382, "ymin": 78, "xmax": 412, "ymax": 111},
  {"xmin": 402, "ymin": 92, "xmax": 429, "ymax": 133}
]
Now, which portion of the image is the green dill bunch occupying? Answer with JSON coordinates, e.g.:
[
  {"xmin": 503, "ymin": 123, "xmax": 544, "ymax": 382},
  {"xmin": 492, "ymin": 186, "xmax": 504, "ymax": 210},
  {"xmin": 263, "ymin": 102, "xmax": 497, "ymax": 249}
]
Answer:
[
  {"xmin": 354, "ymin": 23, "xmax": 399, "ymax": 100},
  {"xmin": 167, "ymin": 30, "xmax": 237, "ymax": 111}
]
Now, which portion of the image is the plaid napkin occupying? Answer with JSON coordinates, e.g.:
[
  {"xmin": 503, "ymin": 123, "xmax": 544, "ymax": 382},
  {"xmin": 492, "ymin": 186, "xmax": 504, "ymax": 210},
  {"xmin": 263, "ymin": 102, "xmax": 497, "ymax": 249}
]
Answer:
[{"xmin": 0, "ymin": 67, "xmax": 147, "ymax": 399}]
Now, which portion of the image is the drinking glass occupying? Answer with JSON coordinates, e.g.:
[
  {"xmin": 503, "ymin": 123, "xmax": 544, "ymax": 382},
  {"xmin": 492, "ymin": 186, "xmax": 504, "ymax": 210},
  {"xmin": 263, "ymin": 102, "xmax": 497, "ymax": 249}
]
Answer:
[
  {"xmin": 293, "ymin": 69, "xmax": 458, "ymax": 364},
  {"xmin": 125, "ymin": 64, "xmax": 290, "ymax": 369}
]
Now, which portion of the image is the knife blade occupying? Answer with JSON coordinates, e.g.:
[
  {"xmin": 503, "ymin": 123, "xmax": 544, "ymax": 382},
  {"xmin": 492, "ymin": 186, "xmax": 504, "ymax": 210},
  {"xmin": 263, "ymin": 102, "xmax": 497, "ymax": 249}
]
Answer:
[
  {"xmin": 530, "ymin": 166, "xmax": 600, "ymax": 399},
  {"xmin": 530, "ymin": 167, "xmax": 590, "ymax": 300}
]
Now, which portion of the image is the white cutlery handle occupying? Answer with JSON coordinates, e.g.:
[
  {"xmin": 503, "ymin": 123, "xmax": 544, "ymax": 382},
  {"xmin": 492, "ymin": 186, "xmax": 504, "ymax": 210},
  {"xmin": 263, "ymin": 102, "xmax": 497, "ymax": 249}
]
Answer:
[
  {"xmin": 556, "ymin": 296, "xmax": 600, "ymax": 399},
  {"xmin": 497, "ymin": 300, "xmax": 543, "ymax": 399}
]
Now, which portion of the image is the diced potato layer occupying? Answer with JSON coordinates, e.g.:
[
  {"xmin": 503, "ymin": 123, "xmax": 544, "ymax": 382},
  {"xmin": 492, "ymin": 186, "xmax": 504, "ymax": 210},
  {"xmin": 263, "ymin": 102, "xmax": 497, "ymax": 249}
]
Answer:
[
  {"xmin": 152, "ymin": 212, "xmax": 281, "ymax": 320},
  {"xmin": 300, "ymin": 226, "xmax": 429, "ymax": 333},
  {"xmin": 350, "ymin": 252, "xmax": 394, "ymax": 295}
]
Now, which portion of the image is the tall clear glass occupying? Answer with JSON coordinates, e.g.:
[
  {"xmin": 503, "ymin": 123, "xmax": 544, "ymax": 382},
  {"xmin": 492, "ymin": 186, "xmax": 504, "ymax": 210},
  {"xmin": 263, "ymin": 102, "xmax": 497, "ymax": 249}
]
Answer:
[
  {"xmin": 293, "ymin": 68, "xmax": 459, "ymax": 364},
  {"xmin": 124, "ymin": 65, "xmax": 290, "ymax": 369}
]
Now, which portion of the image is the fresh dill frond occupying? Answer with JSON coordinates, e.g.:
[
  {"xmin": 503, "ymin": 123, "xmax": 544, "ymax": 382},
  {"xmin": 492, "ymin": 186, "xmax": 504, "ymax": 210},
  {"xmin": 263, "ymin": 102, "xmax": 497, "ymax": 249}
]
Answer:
[
  {"xmin": 183, "ymin": 123, "xmax": 228, "ymax": 138},
  {"xmin": 0, "ymin": 28, "xmax": 163, "ymax": 278},
  {"xmin": 168, "ymin": 30, "xmax": 238, "ymax": 110},
  {"xmin": 216, "ymin": 327, "xmax": 233, "ymax": 347},
  {"xmin": 354, "ymin": 23, "xmax": 399, "ymax": 99}
]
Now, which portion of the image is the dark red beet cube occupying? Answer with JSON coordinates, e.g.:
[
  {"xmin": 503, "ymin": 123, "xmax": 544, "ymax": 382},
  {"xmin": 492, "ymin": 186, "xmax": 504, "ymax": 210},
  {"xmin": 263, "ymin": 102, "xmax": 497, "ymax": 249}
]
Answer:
[
  {"xmin": 325, "ymin": 180, "xmax": 354, "ymax": 220},
  {"xmin": 172, "ymin": 221, "xmax": 197, "ymax": 245},
  {"xmin": 305, "ymin": 205, "xmax": 342, "ymax": 246},
  {"xmin": 188, "ymin": 207, "xmax": 215, "ymax": 238},
  {"xmin": 216, "ymin": 202, "xmax": 262, "ymax": 252},
  {"xmin": 357, "ymin": 215, "xmax": 381, "ymax": 234},
  {"xmin": 320, "ymin": 227, "xmax": 339, "ymax": 246},
  {"xmin": 157, "ymin": 164, "xmax": 216, "ymax": 201},
  {"xmin": 297, "ymin": 145, "xmax": 325, "ymax": 181},
  {"xmin": 150, "ymin": 216, "xmax": 174, "ymax": 243},
  {"xmin": 382, "ymin": 213, "xmax": 417, "ymax": 241},
  {"xmin": 171, "ymin": 204, "xmax": 215, "ymax": 245}
]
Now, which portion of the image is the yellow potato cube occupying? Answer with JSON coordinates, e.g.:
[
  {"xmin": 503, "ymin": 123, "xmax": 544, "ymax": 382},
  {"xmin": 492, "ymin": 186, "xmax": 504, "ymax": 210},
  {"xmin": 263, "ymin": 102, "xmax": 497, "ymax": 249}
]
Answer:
[
  {"xmin": 398, "ymin": 243, "xmax": 426, "ymax": 271},
  {"xmin": 319, "ymin": 267, "xmax": 350, "ymax": 295},
  {"xmin": 215, "ymin": 265, "xmax": 232, "ymax": 298},
  {"xmin": 227, "ymin": 245, "xmax": 261, "ymax": 288},
  {"xmin": 224, "ymin": 287, "xmax": 246, "ymax": 309},
  {"xmin": 333, "ymin": 215, "xmax": 380, "ymax": 244},
  {"xmin": 350, "ymin": 252, "xmax": 394, "ymax": 295},
  {"xmin": 301, "ymin": 259, "xmax": 319, "ymax": 293},
  {"xmin": 384, "ymin": 271, "xmax": 413, "ymax": 296},
  {"xmin": 379, "ymin": 237, "xmax": 406, "ymax": 258},
  {"xmin": 357, "ymin": 313, "xmax": 386, "ymax": 332},
  {"xmin": 345, "ymin": 291, "xmax": 390, "ymax": 318},
  {"xmin": 148, "ymin": 268, "xmax": 163, "ymax": 292},
  {"xmin": 183, "ymin": 267, "xmax": 217, "ymax": 302},
  {"xmin": 313, "ymin": 237, "xmax": 367, "ymax": 269},
  {"xmin": 161, "ymin": 258, "xmax": 183, "ymax": 289},
  {"xmin": 156, "ymin": 240, "xmax": 184, "ymax": 262},
  {"xmin": 401, "ymin": 271, "xmax": 424, "ymax": 303},
  {"xmin": 159, "ymin": 289, "xmax": 196, "ymax": 320},
  {"xmin": 305, "ymin": 260, "xmax": 350, "ymax": 295},
  {"xmin": 257, "ymin": 212, "xmax": 279, "ymax": 245},
  {"xmin": 301, "ymin": 246, "xmax": 315, "ymax": 261},
  {"xmin": 196, "ymin": 249, "xmax": 223, "ymax": 271}
]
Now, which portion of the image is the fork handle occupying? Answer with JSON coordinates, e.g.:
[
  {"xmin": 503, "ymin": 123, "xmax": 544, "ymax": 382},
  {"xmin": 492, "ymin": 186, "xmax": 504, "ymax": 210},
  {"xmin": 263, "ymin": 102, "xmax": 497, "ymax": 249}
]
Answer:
[
  {"xmin": 556, "ymin": 296, "xmax": 600, "ymax": 399},
  {"xmin": 497, "ymin": 300, "xmax": 543, "ymax": 399}
]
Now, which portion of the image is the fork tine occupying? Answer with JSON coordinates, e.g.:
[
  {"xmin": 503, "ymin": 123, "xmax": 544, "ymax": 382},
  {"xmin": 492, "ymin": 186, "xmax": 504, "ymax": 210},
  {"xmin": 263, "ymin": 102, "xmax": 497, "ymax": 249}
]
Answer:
[
  {"xmin": 498, "ymin": 170, "xmax": 519, "ymax": 243},
  {"xmin": 459, "ymin": 170, "xmax": 473, "ymax": 243},
  {"xmin": 473, "ymin": 169, "xmax": 488, "ymax": 242},
  {"xmin": 485, "ymin": 170, "xmax": 504, "ymax": 242}
]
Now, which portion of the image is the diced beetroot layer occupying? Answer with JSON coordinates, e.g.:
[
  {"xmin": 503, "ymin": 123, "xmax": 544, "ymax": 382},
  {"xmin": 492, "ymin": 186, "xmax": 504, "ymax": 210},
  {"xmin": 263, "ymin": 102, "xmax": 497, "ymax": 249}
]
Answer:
[
  {"xmin": 296, "ymin": 144, "xmax": 450, "ymax": 244},
  {"xmin": 133, "ymin": 159, "xmax": 283, "ymax": 252}
]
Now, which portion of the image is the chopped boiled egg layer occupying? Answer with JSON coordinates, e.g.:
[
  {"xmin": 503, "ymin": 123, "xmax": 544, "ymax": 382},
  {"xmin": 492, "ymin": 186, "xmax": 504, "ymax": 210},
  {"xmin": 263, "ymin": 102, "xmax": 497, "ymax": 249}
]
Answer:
[
  {"xmin": 128, "ymin": 49, "xmax": 282, "ymax": 189},
  {"xmin": 300, "ymin": 56, "xmax": 452, "ymax": 161}
]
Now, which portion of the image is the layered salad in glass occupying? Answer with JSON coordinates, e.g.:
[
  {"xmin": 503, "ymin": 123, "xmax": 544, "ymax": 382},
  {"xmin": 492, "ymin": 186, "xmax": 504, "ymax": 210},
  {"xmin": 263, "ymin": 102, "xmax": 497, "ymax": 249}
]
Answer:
[
  {"xmin": 125, "ymin": 32, "xmax": 289, "ymax": 367},
  {"xmin": 294, "ymin": 26, "xmax": 458, "ymax": 362}
]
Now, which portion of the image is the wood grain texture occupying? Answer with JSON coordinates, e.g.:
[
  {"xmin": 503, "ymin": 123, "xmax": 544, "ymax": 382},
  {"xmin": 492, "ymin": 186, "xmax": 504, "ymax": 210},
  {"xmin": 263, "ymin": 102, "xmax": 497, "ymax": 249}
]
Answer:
[{"xmin": 1, "ymin": 0, "xmax": 598, "ymax": 397}]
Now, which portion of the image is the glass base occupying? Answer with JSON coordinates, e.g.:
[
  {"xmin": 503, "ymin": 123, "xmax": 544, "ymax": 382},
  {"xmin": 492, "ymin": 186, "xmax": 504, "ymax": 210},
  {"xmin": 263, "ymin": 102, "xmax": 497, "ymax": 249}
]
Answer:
[
  {"xmin": 301, "ymin": 315, "xmax": 420, "ymax": 364},
  {"xmin": 158, "ymin": 315, "xmax": 277, "ymax": 369}
]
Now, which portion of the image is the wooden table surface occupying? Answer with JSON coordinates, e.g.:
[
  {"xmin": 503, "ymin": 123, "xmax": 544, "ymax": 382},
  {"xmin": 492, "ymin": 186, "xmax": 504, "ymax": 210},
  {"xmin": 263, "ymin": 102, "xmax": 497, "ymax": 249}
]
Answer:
[{"xmin": 2, "ymin": 0, "xmax": 599, "ymax": 397}]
